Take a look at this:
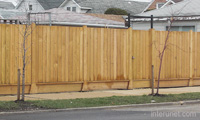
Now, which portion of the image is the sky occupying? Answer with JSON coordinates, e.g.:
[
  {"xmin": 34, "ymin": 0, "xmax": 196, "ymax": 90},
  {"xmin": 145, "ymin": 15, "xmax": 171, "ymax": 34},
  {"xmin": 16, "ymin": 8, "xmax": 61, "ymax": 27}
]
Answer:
[{"xmin": 1, "ymin": 0, "xmax": 152, "ymax": 5}]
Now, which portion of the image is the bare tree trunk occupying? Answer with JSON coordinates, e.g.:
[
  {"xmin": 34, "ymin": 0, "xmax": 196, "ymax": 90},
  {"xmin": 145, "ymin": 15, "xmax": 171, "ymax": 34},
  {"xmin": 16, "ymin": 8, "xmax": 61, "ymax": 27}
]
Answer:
[
  {"xmin": 21, "ymin": 33, "xmax": 26, "ymax": 101},
  {"xmin": 21, "ymin": 57, "xmax": 26, "ymax": 101},
  {"xmin": 156, "ymin": 18, "xmax": 173, "ymax": 95},
  {"xmin": 21, "ymin": 23, "xmax": 28, "ymax": 101},
  {"xmin": 156, "ymin": 52, "xmax": 164, "ymax": 94}
]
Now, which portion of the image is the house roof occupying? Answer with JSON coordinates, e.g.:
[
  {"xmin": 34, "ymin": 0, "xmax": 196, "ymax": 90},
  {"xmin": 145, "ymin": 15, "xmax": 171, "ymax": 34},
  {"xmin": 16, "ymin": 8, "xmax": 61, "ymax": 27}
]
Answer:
[
  {"xmin": 85, "ymin": 13, "xmax": 124, "ymax": 22},
  {"xmin": 138, "ymin": 0, "xmax": 200, "ymax": 17},
  {"xmin": 147, "ymin": 0, "xmax": 183, "ymax": 10},
  {"xmin": 0, "ymin": 9, "xmax": 25, "ymax": 19},
  {"xmin": 16, "ymin": 0, "xmax": 66, "ymax": 10},
  {"xmin": 12, "ymin": 8, "xmax": 125, "ymax": 27},
  {"xmin": 0, "ymin": 1, "xmax": 15, "ymax": 9},
  {"xmin": 37, "ymin": 0, "xmax": 65, "ymax": 10},
  {"xmin": 16, "ymin": 0, "xmax": 150, "ymax": 14},
  {"xmin": 74, "ymin": 0, "xmax": 151, "ymax": 14}
]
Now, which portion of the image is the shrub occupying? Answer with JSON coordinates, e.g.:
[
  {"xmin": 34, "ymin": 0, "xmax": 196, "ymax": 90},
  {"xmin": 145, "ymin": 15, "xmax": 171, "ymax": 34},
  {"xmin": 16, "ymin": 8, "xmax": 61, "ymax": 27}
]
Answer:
[{"xmin": 105, "ymin": 8, "xmax": 128, "ymax": 15}]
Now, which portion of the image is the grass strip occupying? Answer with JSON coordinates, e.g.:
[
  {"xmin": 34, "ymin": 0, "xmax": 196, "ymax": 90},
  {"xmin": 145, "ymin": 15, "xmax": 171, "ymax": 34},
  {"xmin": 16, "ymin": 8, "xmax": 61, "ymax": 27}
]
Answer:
[
  {"xmin": 0, "ymin": 101, "xmax": 20, "ymax": 110},
  {"xmin": 0, "ymin": 92, "xmax": 200, "ymax": 110},
  {"xmin": 29, "ymin": 92, "xmax": 200, "ymax": 109}
]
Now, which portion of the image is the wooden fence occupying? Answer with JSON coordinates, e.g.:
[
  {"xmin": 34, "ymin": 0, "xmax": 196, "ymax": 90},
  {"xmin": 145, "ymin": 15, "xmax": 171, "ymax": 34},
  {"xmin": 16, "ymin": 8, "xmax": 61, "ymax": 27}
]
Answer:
[{"xmin": 0, "ymin": 23, "xmax": 200, "ymax": 94}]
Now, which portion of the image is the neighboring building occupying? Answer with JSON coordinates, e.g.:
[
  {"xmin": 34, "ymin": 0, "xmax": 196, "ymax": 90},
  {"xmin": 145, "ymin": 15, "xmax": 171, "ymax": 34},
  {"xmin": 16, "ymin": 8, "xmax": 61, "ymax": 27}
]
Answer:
[
  {"xmin": 0, "ymin": 9, "xmax": 25, "ymax": 24},
  {"xmin": 145, "ymin": 0, "xmax": 183, "ymax": 11},
  {"xmin": 0, "ymin": 1, "xmax": 15, "ymax": 9},
  {"xmin": 12, "ymin": 8, "xmax": 125, "ymax": 28},
  {"xmin": 16, "ymin": 0, "xmax": 50, "ymax": 12},
  {"xmin": 85, "ymin": 13, "xmax": 124, "ymax": 22},
  {"xmin": 131, "ymin": 0, "xmax": 200, "ymax": 32},
  {"xmin": 0, "ymin": 9, "xmax": 24, "ymax": 19},
  {"xmin": 16, "ymin": 0, "xmax": 151, "ymax": 14},
  {"xmin": 60, "ymin": 0, "xmax": 151, "ymax": 14}
]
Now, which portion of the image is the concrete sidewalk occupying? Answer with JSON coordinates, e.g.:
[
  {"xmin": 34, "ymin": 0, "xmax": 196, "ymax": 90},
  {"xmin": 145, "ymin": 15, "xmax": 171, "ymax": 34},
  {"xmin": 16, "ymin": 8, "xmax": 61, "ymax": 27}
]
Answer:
[{"xmin": 1, "ymin": 87, "xmax": 200, "ymax": 101}]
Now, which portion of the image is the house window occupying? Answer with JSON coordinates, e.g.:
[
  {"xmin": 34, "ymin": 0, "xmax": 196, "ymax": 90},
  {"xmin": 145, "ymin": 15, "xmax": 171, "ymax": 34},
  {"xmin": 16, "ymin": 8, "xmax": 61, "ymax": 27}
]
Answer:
[
  {"xmin": 67, "ymin": 7, "xmax": 71, "ymax": 11},
  {"xmin": 156, "ymin": 3, "xmax": 165, "ymax": 9},
  {"xmin": 29, "ymin": 5, "xmax": 32, "ymax": 11},
  {"xmin": 166, "ymin": 26, "xmax": 195, "ymax": 32},
  {"xmin": 72, "ymin": 7, "xmax": 76, "ymax": 12}
]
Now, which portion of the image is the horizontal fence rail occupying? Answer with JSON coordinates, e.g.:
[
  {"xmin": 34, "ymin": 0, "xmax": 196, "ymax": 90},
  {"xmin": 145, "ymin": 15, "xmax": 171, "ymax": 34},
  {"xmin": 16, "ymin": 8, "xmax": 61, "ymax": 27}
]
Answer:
[{"xmin": 0, "ymin": 23, "xmax": 200, "ymax": 94}]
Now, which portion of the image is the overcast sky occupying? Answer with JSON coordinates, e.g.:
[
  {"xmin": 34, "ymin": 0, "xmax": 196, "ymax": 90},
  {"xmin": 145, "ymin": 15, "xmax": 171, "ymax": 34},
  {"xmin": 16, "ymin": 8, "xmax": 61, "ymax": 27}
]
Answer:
[{"xmin": 0, "ymin": 0, "xmax": 152, "ymax": 5}]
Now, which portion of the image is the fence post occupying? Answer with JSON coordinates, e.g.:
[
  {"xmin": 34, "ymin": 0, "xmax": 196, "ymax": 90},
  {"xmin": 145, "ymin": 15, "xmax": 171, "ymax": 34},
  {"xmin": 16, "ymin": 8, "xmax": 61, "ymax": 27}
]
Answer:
[
  {"xmin": 189, "ymin": 30, "xmax": 194, "ymax": 86},
  {"xmin": 82, "ymin": 25, "xmax": 88, "ymax": 91},
  {"xmin": 149, "ymin": 29, "xmax": 155, "ymax": 88},
  {"xmin": 128, "ymin": 27, "xmax": 133, "ymax": 89}
]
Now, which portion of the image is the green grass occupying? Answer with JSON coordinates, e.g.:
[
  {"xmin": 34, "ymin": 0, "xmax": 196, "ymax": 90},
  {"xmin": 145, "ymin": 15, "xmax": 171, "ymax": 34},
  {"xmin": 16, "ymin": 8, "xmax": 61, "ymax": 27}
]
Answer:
[
  {"xmin": 29, "ymin": 92, "xmax": 200, "ymax": 109},
  {"xmin": 1, "ymin": 92, "xmax": 200, "ymax": 111},
  {"xmin": 0, "ymin": 101, "xmax": 20, "ymax": 110}
]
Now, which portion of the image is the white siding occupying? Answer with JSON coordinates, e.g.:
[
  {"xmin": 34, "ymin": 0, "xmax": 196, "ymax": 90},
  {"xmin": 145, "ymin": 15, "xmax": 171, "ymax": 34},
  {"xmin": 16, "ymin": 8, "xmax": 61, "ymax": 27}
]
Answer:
[
  {"xmin": 132, "ymin": 20, "xmax": 200, "ymax": 32},
  {"xmin": 17, "ymin": 0, "xmax": 44, "ymax": 12},
  {"xmin": 62, "ymin": 1, "xmax": 82, "ymax": 13}
]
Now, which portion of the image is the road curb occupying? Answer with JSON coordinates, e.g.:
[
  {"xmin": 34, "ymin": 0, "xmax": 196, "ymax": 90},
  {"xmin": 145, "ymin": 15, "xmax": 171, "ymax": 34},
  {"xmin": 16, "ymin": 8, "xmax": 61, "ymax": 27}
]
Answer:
[{"xmin": 1, "ymin": 100, "xmax": 200, "ymax": 115}]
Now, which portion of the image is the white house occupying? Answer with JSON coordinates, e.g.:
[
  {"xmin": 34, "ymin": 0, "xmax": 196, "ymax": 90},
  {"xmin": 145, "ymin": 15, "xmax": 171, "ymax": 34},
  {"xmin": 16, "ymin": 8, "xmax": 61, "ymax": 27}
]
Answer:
[
  {"xmin": 145, "ymin": 0, "xmax": 183, "ymax": 11},
  {"xmin": 59, "ymin": 0, "xmax": 91, "ymax": 13},
  {"xmin": 131, "ymin": 0, "xmax": 200, "ymax": 32},
  {"xmin": 16, "ymin": 0, "xmax": 151, "ymax": 14},
  {"xmin": 16, "ymin": 0, "xmax": 45, "ymax": 12}
]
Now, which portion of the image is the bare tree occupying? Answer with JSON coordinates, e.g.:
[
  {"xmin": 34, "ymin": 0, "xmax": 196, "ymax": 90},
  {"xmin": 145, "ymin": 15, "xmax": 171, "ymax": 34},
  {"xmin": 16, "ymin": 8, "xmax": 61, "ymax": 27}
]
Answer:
[
  {"xmin": 16, "ymin": 4, "xmax": 34, "ymax": 101},
  {"xmin": 154, "ymin": 1, "xmax": 190, "ymax": 95},
  {"xmin": 155, "ymin": 17, "xmax": 174, "ymax": 95}
]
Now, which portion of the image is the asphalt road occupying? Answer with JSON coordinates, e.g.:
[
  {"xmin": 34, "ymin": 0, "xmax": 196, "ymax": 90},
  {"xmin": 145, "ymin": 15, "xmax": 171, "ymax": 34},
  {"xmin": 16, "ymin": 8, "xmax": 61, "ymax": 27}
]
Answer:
[{"xmin": 1, "ymin": 104, "xmax": 200, "ymax": 120}]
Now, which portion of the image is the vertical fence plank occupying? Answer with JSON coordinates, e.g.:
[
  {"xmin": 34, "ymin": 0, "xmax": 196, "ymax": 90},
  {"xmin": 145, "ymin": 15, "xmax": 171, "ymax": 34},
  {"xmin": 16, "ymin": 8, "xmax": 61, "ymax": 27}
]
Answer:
[
  {"xmin": 6, "ymin": 25, "xmax": 11, "ymax": 84},
  {"xmin": 93, "ymin": 28, "xmax": 98, "ymax": 81},
  {"xmin": 50, "ymin": 26, "xmax": 55, "ymax": 82},
  {"xmin": 87, "ymin": 28, "xmax": 91, "ymax": 81},
  {"xmin": 116, "ymin": 29, "xmax": 121, "ymax": 80},
  {"xmin": 83, "ymin": 26, "xmax": 88, "ymax": 91},
  {"xmin": 189, "ymin": 30, "xmax": 194, "ymax": 86},
  {"xmin": 128, "ymin": 28, "xmax": 133, "ymax": 89},
  {"xmin": 90, "ymin": 28, "xmax": 94, "ymax": 81},
  {"xmin": 42, "ymin": 26, "xmax": 47, "ymax": 83},
  {"xmin": 38, "ymin": 26, "xmax": 43, "ymax": 83},
  {"xmin": 72, "ymin": 27, "xmax": 77, "ymax": 82},
  {"xmin": 149, "ymin": 29, "xmax": 155, "ymax": 85},
  {"xmin": 10, "ymin": 25, "xmax": 14, "ymax": 84},
  {"xmin": 31, "ymin": 24, "xmax": 36, "ymax": 85},
  {"xmin": 46, "ymin": 26, "xmax": 51, "ymax": 83},
  {"xmin": 97, "ymin": 28, "xmax": 101, "ymax": 80},
  {"xmin": 79, "ymin": 27, "xmax": 84, "ymax": 82},
  {"xmin": 120, "ymin": 29, "xmax": 124, "ymax": 80},
  {"xmin": 123, "ymin": 29, "xmax": 127, "ymax": 80},
  {"xmin": 76, "ymin": 27, "xmax": 80, "ymax": 81},
  {"xmin": 2, "ymin": 24, "xmax": 6, "ymax": 84},
  {"xmin": 100, "ymin": 28, "xmax": 104, "ymax": 80},
  {"xmin": 65, "ymin": 27, "xmax": 70, "ymax": 82},
  {"xmin": 110, "ymin": 29, "xmax": 114, "ymax": 81},
  {"xmin": 25, "ymin": 25, "xmax": 32, "ymax": 84},
  {"xmin": 0, "ymin": 25, "xmax": 2, "ymax": 84},
  {"xmin": 113, "ymin": 29, "xmax": 117, "ymax": 80},
  {"xmin": 61, "ymin": 27, "xmax": 66, "ymax": 82},
  {"xmin": 58, "ymin": 27, "xmax": 62, "ymax": 82},
  {"xmin": 54, "ymin": 26, "xmax": 58, "ymax": 82}
]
